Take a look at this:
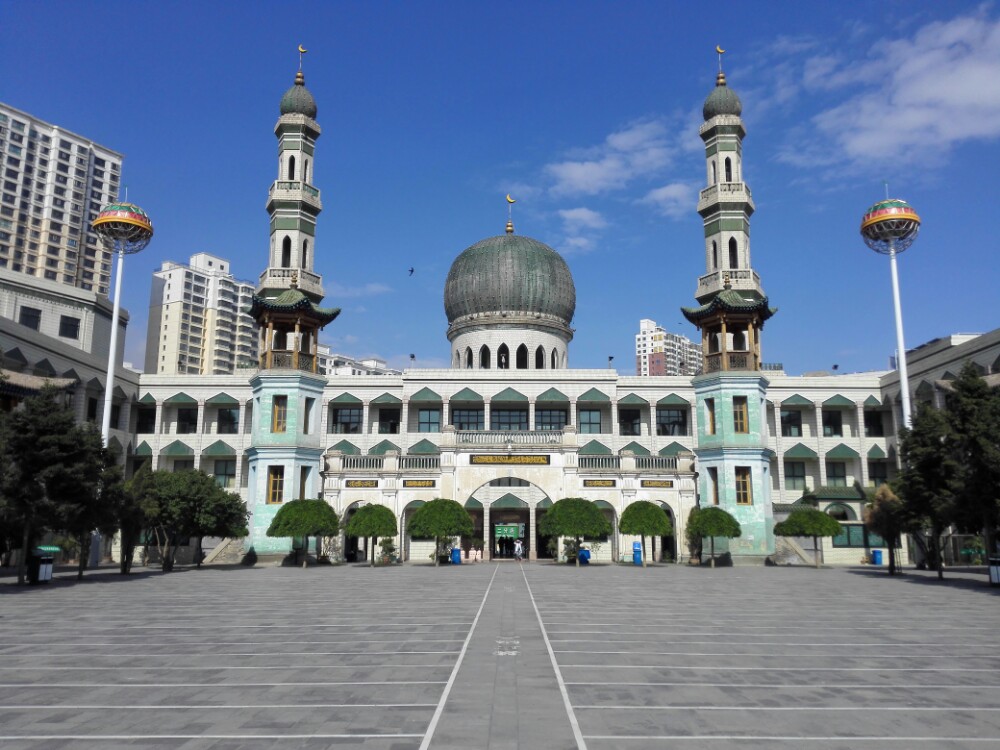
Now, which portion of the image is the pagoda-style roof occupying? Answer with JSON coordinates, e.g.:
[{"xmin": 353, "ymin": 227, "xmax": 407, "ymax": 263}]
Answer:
[
  {"xmin": 248, "ymin": 287, "xmax": 340, "ymax": 326},
  {"xmin": 681, "ymin": 288, "xmax": 776, "ymax": 326}
]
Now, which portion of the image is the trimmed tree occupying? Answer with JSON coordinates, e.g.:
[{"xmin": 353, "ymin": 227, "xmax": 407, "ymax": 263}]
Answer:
[
  {"xmin": 538, "ymin": 498, "xmax": 611, "ymax": 567},
  {"xmin": 116, "ymin": 463, "xmax": 152, "ymax": 574},
  {"xmin": 345, "ymin": 504, "xmax": 398, "ymax": 566},
  {"xmin": 865, "ymin": 484, "xmax": 908, "ymax": 576},
  {"xmin": 266, "ymin": 499, "xmax": 339, "ymax": 568},
  {"xmin": 619, "ymin": 500, "xmax": 673, "ymax": 568},
  {"xmin": 773, "ymin": 508, "xmax": 843, "ymax": 568},
  {"xmin": 406, "ymin": 498, "xmax": 474, "ymax": 566},
  {"xmin": 686, "ymin": 507, "xmax": 741, "ymax": 568}
]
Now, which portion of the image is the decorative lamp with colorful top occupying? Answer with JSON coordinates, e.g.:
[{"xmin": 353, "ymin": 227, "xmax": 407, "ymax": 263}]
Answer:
[
  {"xmin": 92, "ymin": 201, "xmax": 154, "ymax": 254},
  {"xmin": 860, "ymin": 198, "xmax": 920, "ymax": 255}
]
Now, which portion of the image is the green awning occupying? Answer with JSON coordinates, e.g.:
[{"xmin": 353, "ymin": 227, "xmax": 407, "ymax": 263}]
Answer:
[
  {"xmin": 620, "ymin": 441, "xmax": 651, "ymax": 456},
  {"xmin": 161, "ymin": 440, "xmax": 193, "ymax": 457},
  {"xmin": 781, "ymin": 394, "xmax": 813, "ymax": 407},
  {"xmin": 330, "ymin": 392, "xmax": 362, "ymax": 405},
  {"xmin": 802, "ymin": 485, "xmax": 865, "ymax": 501},
  {"xmin": 107, "ymin": 436, "xmax": 123, "ymax": 455},
  {"xmin": 658, "ymin": 441, "xmax": 688, "ymax": 457},
  {"xmin": 657, "ymin": 393, "xmax": 689, "ymax": 406},
  {"xmin": 206, "ymin": 392, "xmax": 239, "ymax": 406},
  {"xmin": 618, "ymin": 393, "xmax": 649, "ymax": 406},
  {"xmin": 465, "ymin": 498, "xmax": 483, "ymax": 509},
  {"xmin": 537, "ymin": 498, "xmax": 553, "ymax": 509},
  {"xmin": 164, "ymin": 392, "xmax": 197, "ymax": 405},
  {"xmin": 134, "ymin": 441, "xmax": 153, "ymax": 457},
  {"xmin": 578, "ymin": 387, "xmax": 611, "ymax": 403},
  {"xmin": 784, "ymin": 442, "xmax": 819, "ymax": 459},
  {"xmin": 579, "ymin": 440, "xmax": 612, "ymax": 455},
  {"xmin": 826, "ymin": 443, "xmax": 860, "ymax": 459},
  {"xmin": 492, "ymin": 493, "xmax": 527, "ymax": 509},
  {"xmin": 409, "ymin": 387, "xmax": 442, "ymax": 402},
  {"xmin": 137, "ymin": 393, "xmax": 157, "ymax": 405},
  {"xmin": 536, "ymin": 387, "xmax": 569, "ymax": 403},
  {"xmin": 369, "ymin": 439, "xmax": 401, "ymax": 455},
  {"xmin": 450, "ymin": 387, "xmax": 483, "ymax": 403},
  {"xmin": 371, "ymin": 392, "xmax": 402, "ymax": 405},
  {"xmin": 202, "ymin": 440, "xmax": 236, "ymax": 456},
  {"xmin": 329, "ymin": 439, "xmax": 360, "ymax": 455},
  {"xmin": 408, "ymin": 439, "xmax": 440, "ymax": 455},
  {"xmin": 863, "ymin": 395, "xmax": 882, "ymax": 408},
  {"xmin": 492, "ymin": 387, "xmax": 528, "ymax": 403},
  {"xmin": 823, "ymin": 395, "xmax": 855, "ymax": 408},
  {"xmin": 867, "ymin": 444, "xmax": 887, "ymax": 459}
]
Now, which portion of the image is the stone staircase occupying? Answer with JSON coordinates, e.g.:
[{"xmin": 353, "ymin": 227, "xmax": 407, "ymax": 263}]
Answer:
[
  {"xmin": 769, "ymin": 536, "xmax": 815, "ymax": 566},
  {"xmin": 203, "ymin": 538, "xmax": 247, "ymax": 565}
]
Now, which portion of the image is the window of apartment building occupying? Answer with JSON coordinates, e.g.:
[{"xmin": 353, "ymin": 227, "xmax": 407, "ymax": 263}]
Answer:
[
  {"xmin": 705, "ymin": 398, "xmax": 716, "ymax": 435},
  {"xmin": 826, "ymin": 461, "xmax": 847, "ymax": 487},
  {"xmin": 217, "ymin": 407, "xmax": 239, "ymax": 434},
  {"xmin": 18, "ymin": 306, "xmax": 41, "ymax": 330},
  {"xmin": 491, "ymin": 409, "xmax": 528, "ymax": 431},
  {"xmin": 271, "ymin": 396, "xmax": 288, "ymax": 433},
  {"xmin": 832, "ymin": 524, "xmax": 886, "ymax": 548},
  {"xmin": 267, "ymin": 466, "xmax": 284, "ymax": 504},
  {"xmin": 378, "ymin": 408, "xmax": 400, "ymax": 434},
  {"xmin": 618, "ymin": 408, "xmax": 641, "ymax": 436},
  {"xmin": 864, "ymin": 410, "xmax": 885, "ymax": 437},
  {"xmin": 136, "ymin": 406, "xmax": 156, "ymax": 434},
  {"xmin": 784, "ymin": 461, "xmax": 806, "ymax": 491},
  {"xmin": 868, "ymin": 460, "xmax": 888, "ymax": 487},
  {"xmin": 656, "ymin": 408, "xmax": 688, "ymax": 436},
  {"xmin": 780, "ymin": 409, "xmax": 802, "ymax": 437},
  {"xmin": 735, "ymin": 466, "xmax": 753, "ymax": 505},
  {"xmin": 579, "ymin": 409, "xmax": 602, "ymax": 434},
  {"xmin": 173, "ymin": 459, "xmax": 195, "ymax": 472},
  {"xmin": 177, "ymin": 407, "xmax": 198, "ymax": 434},
  {"xmin": 733, "ymin": 396, "xmax": 749, "ymax": 433},
  {"xmin": 451, "ymin": 408, "xmax": 484, "ymax": 431},
  {"xmin": 329, "ymin": 407, "xmax": 362, "ymax": 434},
  {"xmin": 302, "ymin": 398, "xmax": 315, "ymax": 435},
  {"xmin": 418, "ymin": 408, "xmax": 441, "ymax": 433},
  {"xmin": 213, "ymin": 459, "xmax": 236, "ymax": 489},
  {"xmin": 822, "ymin": 410, "xmax": 843, "ymax": 437},
  {"xmin": 58, "ymin": 315, "xmax": 80, "ymax": 339},
  {"xmin": 707, "ymin": 466, "xmax": 719, "ymax": 505},
  {"xmin": 536, "ymin": 409, "xmax": 567, "ymax": 431}
]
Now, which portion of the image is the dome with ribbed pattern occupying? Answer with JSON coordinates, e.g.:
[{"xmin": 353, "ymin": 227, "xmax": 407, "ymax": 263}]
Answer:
[{"xmin": 280, "ymin": 71, "xmax": 317, "ymax": 119}]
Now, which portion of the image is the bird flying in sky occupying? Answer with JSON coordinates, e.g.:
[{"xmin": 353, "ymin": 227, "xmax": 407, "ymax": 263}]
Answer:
[{"xmin": 408, "ymin": 267, "xmax": 414, "ymax": 276}]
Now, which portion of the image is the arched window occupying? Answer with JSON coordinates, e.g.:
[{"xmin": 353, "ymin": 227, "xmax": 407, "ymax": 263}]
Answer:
[
  {"xmin": 288, "ymin": 155, "xmax": 296, "ymax": 181},
  {"xmin": 516, "ymin": 344, "xmax": 528, "ymax": 369},
  {"xmin": 281, "ymin": 236, "xmax": 291, "ymax": 267},
  {"xmin": 728, "ymin": 237, "xmax": 738, "ymax": 268},
  {"xmin": 535, "ymin": 346, "xmax": 545, "ymax": 369},
  {"xmin": 551, "ymin": 348, "xmax": 558, "ymax": 369},
  {"xmin": 465, "ymin": 347, "xmax": 473, "ymax": 369},
  {"xmin": 711, "ymin": 161, "xmax": 717, "ymax": 185},
  {"xmin": 302, "ymin": 239, "xmax": 309, "ymax": 269},
  {"xmin": 497, "ymin": 344, "xmax": 510, "ymax": 369},
  {"xmin": 712, "ymin": 241, "xmax": 718, "ymax": 269},
  {"xmin": 304, "ymin": 158, "xmax": 310, "ymax": 183},
  {"xmin": 725, "ymin": 157, "xmax": 732, "ymax": 182},
  {"xmin": 479, "ymin": 345, "xmax": 491, "ymax": 369},
  {"xmin": 825, "ymin": 503, "xmax": 856, "ymax": 521}
]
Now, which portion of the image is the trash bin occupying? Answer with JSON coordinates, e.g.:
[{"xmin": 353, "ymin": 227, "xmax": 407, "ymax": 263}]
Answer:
[
  {"xmin": 871, "ymin": 549, "xmax": 883, "ymax": 566},
  {"xmin": 578, "ymin": 549, "xmax": 591, "ymax": 565},
  {"xmin": 633, "ymin": 541, "xmax": 643, "ymax": 566},
  {"xmin": 989, "ymin": 556, "xmax": 1000, "ymax": 587},
  {"xmin": 29, "ymin": 546, "xmax": 57, "ymax": 584},
  {"xmin": 450, "ymin": 547, "xmax": 462, "ymax": 565}
]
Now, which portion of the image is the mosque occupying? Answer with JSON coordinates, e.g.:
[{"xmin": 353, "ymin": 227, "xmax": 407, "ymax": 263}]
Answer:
[{"xmin": 7, "ymin": 59, "xmax": 998, "ymax": 566}]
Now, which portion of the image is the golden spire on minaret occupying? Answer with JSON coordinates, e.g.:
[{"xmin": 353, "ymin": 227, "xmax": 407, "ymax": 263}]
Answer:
[
  {"xmin": 505, "ymin": 193, "xmax": 516, "ymax": 234},
  {"xmin": 715, "ymin": 44, "xmax": 727, "ymax": 86},
  {"xmin": 298, "ymin": 43, "xmax": 308, "ymax": 71}
]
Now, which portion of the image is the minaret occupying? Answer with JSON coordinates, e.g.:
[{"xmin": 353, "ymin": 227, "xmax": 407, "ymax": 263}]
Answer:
[
  {"xmin": 244, "ymin": 52, "xmax": 340, "ymax": 558},
  {"xmin": 681, "ymin": 51, "xmax": 777, "ymax": 564}
]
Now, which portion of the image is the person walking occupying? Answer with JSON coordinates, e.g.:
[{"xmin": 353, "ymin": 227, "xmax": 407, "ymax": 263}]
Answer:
[{"xmin": 514, "ymin": 538, "xmax": 523, "ymax": 562}]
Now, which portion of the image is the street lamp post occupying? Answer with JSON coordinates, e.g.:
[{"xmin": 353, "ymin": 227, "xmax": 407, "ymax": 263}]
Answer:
[{"xmin": 860, "ymin": 198, "xmax": 920, "ymax": 429}]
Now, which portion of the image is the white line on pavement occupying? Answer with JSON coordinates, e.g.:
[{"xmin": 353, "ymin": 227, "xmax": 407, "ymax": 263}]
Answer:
[
  {"xmin": 0, "ymin": 680, "xmax": 448, "ymax": 688},
  {"xmin": 564, "ymin": 681, "xmax": 996, "ymax": 689},
  {"xmin": 574, "ymin": 705, "xmax": 1000, "ymax": 711},
  {"xmin": 582, "ymin": 736, "xmax": 1000, "ymax": 743},
  {"xmin": 0, "ymin": 703, "xmax": 437, "ymax": 710},
  {"xmin": 560, "ymin": 665, "xmax": 1000, "ymax": 672}
]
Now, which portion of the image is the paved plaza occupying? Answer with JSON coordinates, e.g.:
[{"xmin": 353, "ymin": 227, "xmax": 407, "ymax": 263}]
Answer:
[{"xmin": 1, "ymin": 561, "xmax": 999, "ymax": 749}]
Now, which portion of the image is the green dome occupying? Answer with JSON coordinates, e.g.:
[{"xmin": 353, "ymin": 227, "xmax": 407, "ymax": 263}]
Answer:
[
  {"xmin": 703, "ymin": 73, "xmax": 742, "ymax": 120},
  {"xmin": 444, "ymin": 233, "xmax": 576, "ymax": 325},
  {"xmin": 280, "ymin": 71, "xmax": 317, "ymax": 119}
]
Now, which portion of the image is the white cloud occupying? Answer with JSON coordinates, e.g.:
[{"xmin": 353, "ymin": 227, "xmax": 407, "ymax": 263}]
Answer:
[
  {"xmin": 560, "ymin": 235, "xmax": 597, "ymax": 256},
  {"xmin": 326, "ymin": 282, "xmax": 392, "ymax": 298},
  {"xmin": 558, "ymin": 207, "xmax": 607, "ymax": 231},
  {"xmin": 640, "ymin": 182, "xmax": 695, "ymax": 219}
]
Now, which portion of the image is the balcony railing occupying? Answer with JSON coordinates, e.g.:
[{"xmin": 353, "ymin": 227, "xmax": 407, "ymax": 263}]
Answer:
[
  {"xmin": 456, "ymin": 430, "xmax": 563, "ymax": 445},
  {"xmin": 698, "ymin": 182, "xmax": 753, "ymax": 204},
  {"xmin": 635, "ymin": 456, "xmax": 678, "ymax": 471},
  {"xmin": 696, "ymin": 268, "xmax": 760, "ymax": 292},
  {"xmin": 264, "ymin": 351, "xmax": 316, "ymax": 373},
  {"xmin": 338, "ymin": 455, "xmax": 441, "ymax": 472},
  {"xmin": 579, "ymin": 456, "xmax": 620, "ymax": 471},
  {"xmin": 705, "ymin": 352, "xmax": 752, "ymax": 373},
  {"xmin": 343, "ymin": 455, "xmax": 384, "ymax": 471},
  {"xmin": 400, "ymin": 456, "xmax": 440, "ymax": 470}
]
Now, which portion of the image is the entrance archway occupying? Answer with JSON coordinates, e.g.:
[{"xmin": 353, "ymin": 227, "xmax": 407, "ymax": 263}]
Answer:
[
  {"xmin": 657, "ymin": 503, "xmax": 677, "ymax": 563},
  {"xmin": 593, "ymin": 500, "xmax": 618, "ymax": 562},
  {"xmin": 491, "ymin": 493, "xmax": 528, "ymax": 560},
  {"xmin": 466, "ymin": 477, "xmax": 553, "ymax": 561},
  {"xmin": 401, "ymin": 499, "xmax": 426, "ymax": 562},
  {"xmin": 342, "ymin": 502, "xmax": 362, "ymax": 563}
]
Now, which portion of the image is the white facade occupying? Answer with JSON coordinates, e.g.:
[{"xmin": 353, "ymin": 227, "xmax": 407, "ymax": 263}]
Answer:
[
  {"xmin": 0, "ymin": 103, "xmax": 123, "ymax": 296},
  {"xmin": 145, "ymin": 253, "xmax": 257, "ymax": 375},
  {"xmin": 635, "ymin": 318, "xmax": 702, "ymax": 376}
]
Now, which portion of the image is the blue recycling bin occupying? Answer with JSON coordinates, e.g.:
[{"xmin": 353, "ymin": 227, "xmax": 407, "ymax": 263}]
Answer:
[
  {"xmin": 578, "ymin": 549, "xmax": 590, "ymax": 565},
  {"xmin": 871, "ymin": 549, "xmax": 883, "ymax": 566},
  {"xmin": 633, "ymin": 541, "xmax": 643, "ymax": 566},
  {"xmin": 450, "ymin": 547, "xmax": 461, "ymax": 565}
]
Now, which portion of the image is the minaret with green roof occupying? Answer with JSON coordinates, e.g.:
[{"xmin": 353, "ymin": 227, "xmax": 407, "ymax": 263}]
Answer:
[
  {"xmin": 681, "ymin": 54, "xmax": 777, "ymax": 563},
  {"xmin": 244, "ymin": 58, "xmax": 340, "ymax": 557}
]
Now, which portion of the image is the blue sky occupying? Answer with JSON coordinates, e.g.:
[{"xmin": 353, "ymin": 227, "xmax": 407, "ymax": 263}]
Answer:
[{"xmin": 4, "ymin": 1, "xmax": 999, "ymax": 374}]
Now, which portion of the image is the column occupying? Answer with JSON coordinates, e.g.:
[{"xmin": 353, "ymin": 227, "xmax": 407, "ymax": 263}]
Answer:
[
  {"xmin": 292, "ymin": 319, "xmax": 301, "ymax": 369},
  {"xmin": 197, "ymin": 400, "xmax": 206, "ymax": 435},
  {"xmin": 568, "ymin": 400, "xmax": 577, "ymax": 428},
  {"xmin": 483, "ymin": 401, "xmax": 491, "ymax": 431},
  {"xmin": 528, "ymin": 503, "xmax": 537, "ymax": 560},
  {"xmin": 529, "ymin": 401, "xmax": 535, "ymax": 431},
  {"xmin": 483, "ymin": 504, "xmax": 491, "ymax": 561}
]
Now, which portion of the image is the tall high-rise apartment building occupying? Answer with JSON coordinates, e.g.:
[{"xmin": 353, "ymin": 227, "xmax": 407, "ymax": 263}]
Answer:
[
  {"xmin": 145, "ymin": 253, "xmax": 258, "ymax": 375},
  {"xmin": 0, "ymin": 103, "xmax": 123, "ymax": 296},
  {"xmin": 635, "ymin": 318, "xmax": 702, "ymax": 376}
]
